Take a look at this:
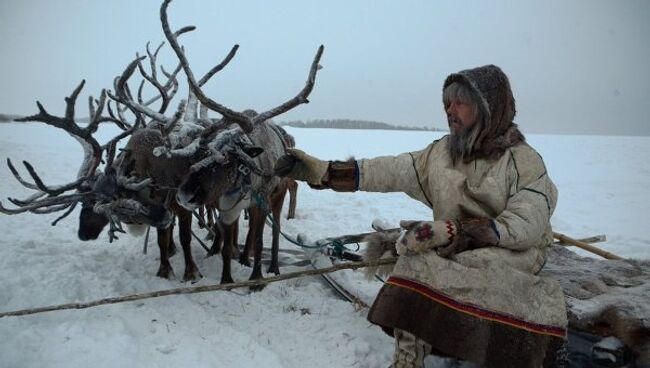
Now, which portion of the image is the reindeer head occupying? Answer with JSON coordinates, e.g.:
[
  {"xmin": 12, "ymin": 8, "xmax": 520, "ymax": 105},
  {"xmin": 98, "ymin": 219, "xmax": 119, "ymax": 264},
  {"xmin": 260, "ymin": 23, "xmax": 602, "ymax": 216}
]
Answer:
[
  {"xmin": 1, "ymin": 39, "xmax": 181, "ymax": 243},
  {"xmin": 176, "ymin": 121, "xmax": 265, "ymax": 211},
  {"xmin": 77, "ymin": 35, "xmax": 191, "ymax": 241},
  {"xmin": 77, "ymin": 163, "xmax": 173, "ymax": 240},
  {"xmin": 76, "ymin": 149, "xmax": 175, "ymax": 241},
  {"xmin": 78, "ymin": 202, "xmax": 110, "ymax": 240},
  {"xmin": 77, "ymin": 170, "xmax": 114, "ymax": 240},
  {"xmin": 0, "ymin": 78, "xmax": 139, "ymax": 240}
]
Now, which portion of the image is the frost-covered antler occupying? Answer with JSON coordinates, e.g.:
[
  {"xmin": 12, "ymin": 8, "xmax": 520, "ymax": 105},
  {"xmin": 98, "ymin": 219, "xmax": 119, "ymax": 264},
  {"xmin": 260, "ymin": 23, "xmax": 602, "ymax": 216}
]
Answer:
[
  {"xmin": 160, "ymin": 0, "xmax": 324, "ymax": 134},
  {"xmin": 93, "ymin": 198, "xmax": 158, "ymax": 242},
  {"xmin": 108, "ymin": 54, "xmax": 184, "ymax": 128},
  {"xmin": 104, "ymin": 42, "xmax": 183, "ymax": 132},
  {"xmin": 105, "ymin": 32, "xmax": 208, "ymax": 160},
  {"xmin": 152, "ymin": 31, "xmax": 240, "ymax": 159},
  {"xmin": 0, "ymin": 81, "xmax": 137, "ymax": 225}
]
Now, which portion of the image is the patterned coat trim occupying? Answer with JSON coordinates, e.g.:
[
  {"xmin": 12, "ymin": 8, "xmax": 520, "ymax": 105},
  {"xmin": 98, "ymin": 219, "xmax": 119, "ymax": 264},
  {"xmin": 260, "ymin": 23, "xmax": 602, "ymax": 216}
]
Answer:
[{"xmin": 386, "ymin": 276, "xmax": 567, "ymax": 338}]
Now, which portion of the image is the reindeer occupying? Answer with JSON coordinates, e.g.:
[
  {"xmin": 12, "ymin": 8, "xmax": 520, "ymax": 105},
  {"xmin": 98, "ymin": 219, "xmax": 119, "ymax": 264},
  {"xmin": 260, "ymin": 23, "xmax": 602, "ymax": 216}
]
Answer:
[
  {"xmin": 0, "ymin": 80, "xmax": 165, "ymax": 244},
  {"xmin": 86, "ymin": 36, "xmax": 244, "ymax": 282},
  {"xmin": 160, "ymin": 0, "xmax": 323, "ymax": 285},
  {"xmin": 0, "ymin": 39, "xmax": 206, "ymax": 282},
  {"xmin": 275, "ymin": 132, "xmax": 299, "ymax": 220},
  {"xmin": 77, "ymin": 41, "xmax": 184, "ymax": 244}
]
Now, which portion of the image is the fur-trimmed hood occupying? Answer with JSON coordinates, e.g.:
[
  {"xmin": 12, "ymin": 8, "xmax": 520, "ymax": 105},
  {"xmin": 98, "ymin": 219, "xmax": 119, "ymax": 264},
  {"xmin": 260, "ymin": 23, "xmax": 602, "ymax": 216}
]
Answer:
[{"xmin": 444, "ymin": 65, "xmax": 525, "ymax": 161}]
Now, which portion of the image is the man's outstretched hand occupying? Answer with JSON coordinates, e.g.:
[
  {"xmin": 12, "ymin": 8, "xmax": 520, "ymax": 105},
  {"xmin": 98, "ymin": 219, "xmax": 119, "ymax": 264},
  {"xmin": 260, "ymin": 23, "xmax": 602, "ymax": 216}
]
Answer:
[{"xmin": 274, "ymin": 148, "xmax": 329, "ymax": 186}]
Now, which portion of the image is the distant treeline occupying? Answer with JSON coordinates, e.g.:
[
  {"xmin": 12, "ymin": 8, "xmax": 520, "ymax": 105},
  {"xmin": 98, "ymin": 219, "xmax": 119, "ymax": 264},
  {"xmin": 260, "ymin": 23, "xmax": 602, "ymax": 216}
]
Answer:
[{"xmin": 279, "ymin": 119, "xmax": 443, "ymax": 131}]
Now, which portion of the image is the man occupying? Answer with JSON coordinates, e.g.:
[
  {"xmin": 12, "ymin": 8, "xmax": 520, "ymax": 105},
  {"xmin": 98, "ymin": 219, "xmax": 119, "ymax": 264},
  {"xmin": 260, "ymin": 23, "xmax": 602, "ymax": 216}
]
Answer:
[{"xmin": 275, "ymin": 65, "xmax": 567, "ymax": 367}]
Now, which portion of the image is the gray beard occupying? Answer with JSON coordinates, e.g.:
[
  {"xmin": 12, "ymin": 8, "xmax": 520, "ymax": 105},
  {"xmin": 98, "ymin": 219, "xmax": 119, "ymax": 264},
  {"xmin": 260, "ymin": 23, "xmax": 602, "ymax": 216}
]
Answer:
[{"xmin": 448, "ymin": 122, "xmax": 480, "ymax": 165}]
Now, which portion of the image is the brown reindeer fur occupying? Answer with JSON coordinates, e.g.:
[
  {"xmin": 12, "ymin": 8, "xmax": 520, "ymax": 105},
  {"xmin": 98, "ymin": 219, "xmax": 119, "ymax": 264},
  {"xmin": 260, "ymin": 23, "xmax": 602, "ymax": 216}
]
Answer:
[
  {"xmin": 121, "ymin": 128, "xmax": 202, "ymax": 282},
  {"xmin": 238, "ymin": 175, "xmax": 291, "ymax": 273},
  {"xmin": 239, "ymin": 184, "xmax": 288, "ymax": 282},
  {"xmin": 175, "ymin": 120, "xmax": 295, "ymax": 286}
]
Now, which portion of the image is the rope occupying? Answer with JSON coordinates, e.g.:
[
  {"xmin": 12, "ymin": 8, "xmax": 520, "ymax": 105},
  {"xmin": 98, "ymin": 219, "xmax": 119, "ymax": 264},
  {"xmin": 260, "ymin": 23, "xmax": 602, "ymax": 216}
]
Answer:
[{"xmin": 252, "ymin": 193, "xmax": 359, "ymax": 259}]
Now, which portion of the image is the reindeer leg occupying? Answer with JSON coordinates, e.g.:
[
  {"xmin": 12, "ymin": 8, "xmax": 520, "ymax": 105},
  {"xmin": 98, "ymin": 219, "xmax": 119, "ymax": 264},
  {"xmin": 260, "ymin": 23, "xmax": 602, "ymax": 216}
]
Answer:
[
  {"xmin": 208, "ymin": 222, "xmax": 222, "ymax": 257},
  {"xmin": 178, "ymin": 209, "xmax": 202, "ymax": 282},
  {"xmin": 167, "ymin": 217, "xmax": 178, "ymax": 257},
  {"xmin": 268, "ymin": 188, "xmax": 286, "ymax": 275},
  {"xmin": 239, "ymin": 218, "xmax": 254, "ymax": 267},
  {"xmin": 156, "ymin": 227, "xmax": 175, "ymax": 279},
  {"xmin": 220, "ymin": 219, "xmax": 236, "ymax": 284},
  {"xmin": 232, "ymin": 220, "xmax": 240, "ymax": 258},
  {"xmin": 286, "ymin": 178, "xmax": 297, "ymax": 220},
  {"xmin": 248, "ymin": 207, "xmax": 267, "ymax": 291},
  {"xmin": 205, "ymin": 207, "xmax": 215, "ymax": 240}
]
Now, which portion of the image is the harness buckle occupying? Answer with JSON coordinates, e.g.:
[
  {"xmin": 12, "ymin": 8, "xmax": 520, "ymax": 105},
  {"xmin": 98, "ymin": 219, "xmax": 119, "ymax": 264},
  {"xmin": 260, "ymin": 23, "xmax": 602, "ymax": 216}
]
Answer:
[{"xmin": 238, "ymin": 163, "xmax": 251, "ymax": 176}]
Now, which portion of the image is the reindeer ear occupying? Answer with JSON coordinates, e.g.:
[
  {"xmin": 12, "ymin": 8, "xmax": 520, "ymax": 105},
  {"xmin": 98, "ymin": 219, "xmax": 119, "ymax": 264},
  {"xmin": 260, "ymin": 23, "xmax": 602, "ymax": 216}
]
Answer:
[{"xmin": 242, "ymin": 146, "xmax": 264, "ymax": 158}]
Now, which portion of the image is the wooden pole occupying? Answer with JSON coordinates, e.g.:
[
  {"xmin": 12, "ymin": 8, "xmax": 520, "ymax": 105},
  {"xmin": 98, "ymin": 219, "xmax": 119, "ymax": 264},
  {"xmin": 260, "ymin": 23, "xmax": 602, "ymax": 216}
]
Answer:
[
  {"xmin": 553, "ymin": 231, "xmax": 623, "ymax": 260},
  {"xmin": 0, "ymin": 257, "xmax": 398, "ymax": 319},
  {"xmin": 0, "ymin": 231, "xmax": 619, "ymax": 319}
]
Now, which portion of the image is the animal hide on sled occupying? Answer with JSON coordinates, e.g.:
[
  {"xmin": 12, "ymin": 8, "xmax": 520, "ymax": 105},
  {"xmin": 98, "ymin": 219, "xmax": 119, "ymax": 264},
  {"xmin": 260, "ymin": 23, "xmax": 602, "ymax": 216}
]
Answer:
[{"xmin": 540, "ymin": 246, "xmax": 650, "ymax": 365}]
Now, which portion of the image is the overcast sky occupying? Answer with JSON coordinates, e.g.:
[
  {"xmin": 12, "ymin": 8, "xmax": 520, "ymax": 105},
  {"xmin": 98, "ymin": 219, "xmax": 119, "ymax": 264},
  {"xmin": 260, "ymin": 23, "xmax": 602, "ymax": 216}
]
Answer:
[{"xmin": 1, "ymin": 0, "xmax": 648, "ymax": 135}]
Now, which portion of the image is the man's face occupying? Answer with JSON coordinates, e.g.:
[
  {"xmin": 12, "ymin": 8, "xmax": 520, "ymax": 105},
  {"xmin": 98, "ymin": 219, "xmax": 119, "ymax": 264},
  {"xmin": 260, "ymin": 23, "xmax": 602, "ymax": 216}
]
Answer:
[{"xmin": 446, "ymin": 100, "xmax": 476, "ymax": 134}]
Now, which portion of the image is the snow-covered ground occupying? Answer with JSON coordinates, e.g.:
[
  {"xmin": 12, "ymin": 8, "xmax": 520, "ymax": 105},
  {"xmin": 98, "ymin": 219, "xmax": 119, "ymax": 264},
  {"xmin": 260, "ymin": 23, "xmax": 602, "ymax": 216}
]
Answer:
[{"xmin": 0, "ymin": 123, "xmax": 648, "ymax": 367}]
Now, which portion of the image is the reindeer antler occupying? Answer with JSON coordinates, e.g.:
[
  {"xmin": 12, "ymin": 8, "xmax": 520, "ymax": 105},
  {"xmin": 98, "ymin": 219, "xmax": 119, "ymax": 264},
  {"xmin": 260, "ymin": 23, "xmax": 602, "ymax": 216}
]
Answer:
[
  {"xmin": 251, "ymin": 46, "xmax": 324, "ymax": 125},
  {"xmin": 0, "ymin": 81, "xmax": 103, "ymax": 222},
  {"xmin": 160, "ymin": 2, "xmax": 249, "ymax": 130},
  {"xmin": 1, "ymin": 80, "xmax": 140, "ymax": 224},
  {"xmin": 16, "ymin": 80, "xmax": 103, "ymax": 178},
  {"xmin": 160, "ymin": 0, "xmax": 323, "ymax": 134}
]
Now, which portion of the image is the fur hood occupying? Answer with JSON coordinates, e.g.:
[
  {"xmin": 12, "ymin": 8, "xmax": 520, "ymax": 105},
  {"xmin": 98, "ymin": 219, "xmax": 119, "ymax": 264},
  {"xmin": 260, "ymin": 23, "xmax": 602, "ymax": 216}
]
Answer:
[{"xmin": 443, "ymin": 65, "xmax": 525, "ymax": 161}]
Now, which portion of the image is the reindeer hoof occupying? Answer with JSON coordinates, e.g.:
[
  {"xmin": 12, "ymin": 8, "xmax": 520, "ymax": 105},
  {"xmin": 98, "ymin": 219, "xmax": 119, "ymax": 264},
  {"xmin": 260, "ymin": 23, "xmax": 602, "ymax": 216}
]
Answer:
[
  {"xmin": 182, "ymin": 267, "xmax": 203, "ymax": 283},
  {"xmin": 249, "ymin": 273, "xmax": 266, "ymax": 292},
  {"xmin": 238, "ymin": 253, "xmax": 251, "ymax": 267},
  {"xmin": 220, "ymin": 275, "xmax": 234, "ymax": 285},
  {"xmin": 156, "ymin": 264, "xmax": 176, "ymax": 280},
  {"xmin": 267, "ymin": 264, "xmax": 280, "ymax": 276}
]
